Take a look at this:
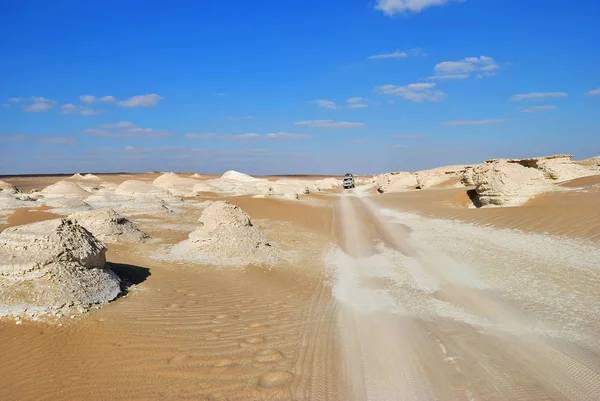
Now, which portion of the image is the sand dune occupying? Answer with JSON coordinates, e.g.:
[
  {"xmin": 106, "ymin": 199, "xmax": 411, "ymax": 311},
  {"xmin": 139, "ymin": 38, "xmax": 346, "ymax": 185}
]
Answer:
[{"xmin": 0, "ymin": 161, "xmax": 599, "ymax": 400}]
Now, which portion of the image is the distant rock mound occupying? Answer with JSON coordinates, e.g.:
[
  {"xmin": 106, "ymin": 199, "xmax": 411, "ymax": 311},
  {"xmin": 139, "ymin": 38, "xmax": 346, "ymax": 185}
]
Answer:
[
  {"xmin": 168, "ymin": 201, "xmax": 275, "ymax": 265},
  {"xmin": 0, "ymin": 218, "xmax": 121, "ymax": 320},
  {"xmin": 0, "ymin": 180, "xmax": 19, "ymax": 194},
  {"xmin": 221, "ymin": 170, "xmax": 263, "ymax": 182},
  {"xmin": 115, "ymin": 180, "xmax": 182, "ymax": 203},
  {"xmin": 471, "ymin": 154, "xmax": 600, "ymax": 207},
  {"xmin": 373, "ymin": 172, "xmax": 418, "ymax": 193},
  {"xmin": 41, "ymin": 181, "xmax": 90, "ymax": 197},
  {"xmin": 152, "ymin": 173, "xmax": 200, "ymax": 196},
  {"xmin": 69, "ymin": 209, "xmax": 149, "ymax": 243}
]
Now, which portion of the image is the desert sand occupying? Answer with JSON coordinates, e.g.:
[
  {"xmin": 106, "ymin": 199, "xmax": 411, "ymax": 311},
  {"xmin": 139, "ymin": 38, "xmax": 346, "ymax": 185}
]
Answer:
[{"xmin": 1, "ymin": 155, "xmax": 600, "ymax": 400}]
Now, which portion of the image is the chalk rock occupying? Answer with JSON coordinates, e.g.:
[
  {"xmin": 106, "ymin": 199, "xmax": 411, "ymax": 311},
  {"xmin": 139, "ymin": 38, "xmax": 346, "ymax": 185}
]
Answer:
[
  {"xmin": 152, "ymin": 173, "xmax": 201, "ymax": 196},
  {"xmin": 0, "ymin": 180, "xmax": 19, "ymax": 194},
  {"xmin": 41, "ymin": 181, "xmax": 90, "ymax": 197},
  {"xmin": 115, "ymin": 180, "xmax": 182, "ymax": 203},
  {"xmin": 169, "ymin": 201, "xmax": 274, "ymax": 265},
  {"xmin": 0, "ymin": 218, "xmax": 121, "ymax": 318},
  {"xmin": 471, "ymin": 159, "xmax": 549, "ymax": 206},
  {"xmin": 69, "ymin": 209, "xmax": 149, "ymax": 243}
]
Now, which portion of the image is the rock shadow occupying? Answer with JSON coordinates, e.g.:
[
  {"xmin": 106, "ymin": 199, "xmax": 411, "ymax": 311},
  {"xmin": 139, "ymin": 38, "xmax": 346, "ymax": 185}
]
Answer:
[
  {"xmin": 107, "ymin": 262, "xmax": 151, "ymax": 295},
  {"xmin": 467, "ymin": 189, "xmax": 483, "ymax": 208}
]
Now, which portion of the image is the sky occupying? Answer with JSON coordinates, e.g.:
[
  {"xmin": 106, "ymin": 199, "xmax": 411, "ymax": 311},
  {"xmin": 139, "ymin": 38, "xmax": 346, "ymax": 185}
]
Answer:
[{"xmin": 1, "ymin": 0, "xmax": 599, "ymax": 176}]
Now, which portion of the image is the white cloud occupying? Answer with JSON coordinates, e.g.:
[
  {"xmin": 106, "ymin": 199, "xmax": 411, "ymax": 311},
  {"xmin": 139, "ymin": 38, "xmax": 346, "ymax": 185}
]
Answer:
[
  {"xmin": 313, "ymin": 99, "xmax": 338, "ymax": 109},
  {"xmin": 102, "ymin": 121, "xmax": 135, "ymax": 128},
  {"xmin": 187, "ymin": 132, "xmax": 310, "ymax": 140},
  {"xmin": 441, "ymin": 119, "xmax": 507, "ymax": 126},
  {"xmin": 61, "ymin": 103, "xmax": 100, "ymax": 115},
  {"xmin": 294, "ymin": 120, "xmax": 364, "ymax": 128},
  {"xmin": 520, "ymin": 105, "xmax": 557, "ymax": 113},
  {"xmin": 8, "ymin": 96, "xmax": 56, "ymax": 112},
  {"xmin": 588, "ymin": 88, "xmax": 600, "ymax": 96},
  {"xmin": 368, "ymin": 51, "xmax": 408, "ymax": 60},
  {"xmin": 375, "ymin": 82, "xmax": 446, "ymax": 102},
  {"xmin": 431, "ymin": 56, "xmax": 499, "ymax": 80},
  {"xmin": 80, "ymin": 95, "xmax": 115, "ymax": 104},
  {"xmin": 230, "ymin": 133, "xmax": 262, "ymax": 141},
  {"xmin": 186, "ymin": 133, "xmax": 218, "ymax": 139},
  {"xmin": 265, "ymin": 132, "xmax": 311, "ymax": 139},
  {"xmin": 375, "ymin": 0, "xmax": 455, "ymax": 15},
  {"xmin": 86, "ymin": 122, "xmax": 170, "ymax": 138},
  {"xmin": 118, "ymin": 93, "xmax": 163, "ymax": 107},
  {"xmin": 347, "ymin": 97, "xmax": 368, "ymax": 108},
  {"xmin": 511, "ymin": 92, "xmax": 568, "ymax": 101}
]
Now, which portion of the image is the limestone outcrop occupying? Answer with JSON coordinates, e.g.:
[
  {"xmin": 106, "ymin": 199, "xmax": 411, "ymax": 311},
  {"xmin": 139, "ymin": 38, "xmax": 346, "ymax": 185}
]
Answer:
[
  {"xmin": 168, "ymin": 201, "xmax": 275, "ymax": 265},
  {"xmin": 0, "ymin": 218, "xmax": 121, "ymax": 319}
]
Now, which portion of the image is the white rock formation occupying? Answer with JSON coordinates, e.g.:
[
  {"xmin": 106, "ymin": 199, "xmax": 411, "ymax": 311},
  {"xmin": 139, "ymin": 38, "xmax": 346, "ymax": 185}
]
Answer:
[
  {"xmin": 41, "ymin": 181, "xmax": 90, "ymax": 197},
  {"xmin": 471, "ymin": 154, "xmax": 600, "ymax": 207},
  {"xmin": 0, "ymin": 218, "xmax": 121, "ymax": 319},
  {"xmin": 71, "ymin": 173, "xmax": 99, "ymax": 180},
  {"xmin": 0, "ymin": 180, "xmax": 19, "ymax": 194},
  {"xmin": 373, "ymin": 172, "xmax": 419, "ymax": 193},
  {"xmin": 68, "ymin": 209, "xmax": 149, "ymax": 243},
  {"xmin": 168, "ymin": 201, "xmax": 275, "ymax": 265},
  {"xmin": 221, "ymin": 170, "xmax": 262, "ymax": 182},
  {"xmin": 115, "ymin": 180, "xmax": 182, "ymax": 203},
  {"xmin": 152, "ymin": 173, "xmax": 201, "ymax": 196},
  {"xmin": 471, "ymin": 159, "xmax": 550, "ymax": 207}
]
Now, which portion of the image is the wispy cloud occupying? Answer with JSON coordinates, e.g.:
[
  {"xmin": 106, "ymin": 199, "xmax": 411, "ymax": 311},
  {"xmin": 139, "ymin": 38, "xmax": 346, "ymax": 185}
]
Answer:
[
  {"xmin": 375, "ymin": 0, "xmax": 456, "ymax": 15},
  {"xmin": 7, "ymin": 96, "xmax": 57, "ymax": 112},
  {"xmin": 375, "ymin": 82, "xmax": 446, "ymax": 102},
  {"xmin": 0, "ymin": 133, "xmax": 79, "ymax": 146},
  {"xmin": 368, "ymin": 51, "xmax": 408, "ymax": 60},
  {"xmin": 80, "ymin": 95, "xmax": 115, "ymax": 104},
  {"xmin": 61, "ymin": 103, "xmax": 100, "ymax": 115},
  {"xmin": 350, "ymin": 139, "xmax": 367, "ymax": 144},
  {"xmin": 117, "ymin": 93, "xmax": 163, "ymax": 107},
  {"xmin": 186, "ymin": 133, "xmax": 218, "ymax": 140},
  {"xmin": 295, "ymin": 120, "xmax": 364, "ymax": 128},
  {"xmin": 85, "ymin": 122, "xmax": 171, "ymax": 138},
  {"xmin": 511, "ymin": 92, "xmax": 568, "ymax": 101},
  {"xmin": 441, "ymin": 119, "xmax": 507, "ymax": 126},
  {"xmin": 431, "ymin": 56, "xmax": 500, "ymax": 80},
  {"xmin": 101, "ymin": 121, "xmax": 135, "ymax": 128},
  {"xmin": 186, "ymin": 132, "xmax": 311, "ymax": 141},
  {"xmin": 312, "ymin": 99, "xmax": 338, "ymax": 109},
  {"xmin": 215, "ymin": 92, "xmax": 227, "ymax": 97},
  {"xmin": 390, "ymin": 144, "xmax": 410, "ymax": 149},
  {"xmin": 347, "ymin": 97, "xmax": 368, "ymax": 108},
  {"xmin": 520, "ymin": 105, "xmax": 557, "ymax": 113},
  {"xmin": 586, "ymin": 88, "xmax": 600, "ymax": 96}
]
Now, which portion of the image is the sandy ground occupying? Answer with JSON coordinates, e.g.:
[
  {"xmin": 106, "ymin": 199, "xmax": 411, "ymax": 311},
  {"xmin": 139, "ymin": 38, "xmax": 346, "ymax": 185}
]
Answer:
[{"xmin": 1, "ymin": 173, "xmax": 599, "ymax": 400}]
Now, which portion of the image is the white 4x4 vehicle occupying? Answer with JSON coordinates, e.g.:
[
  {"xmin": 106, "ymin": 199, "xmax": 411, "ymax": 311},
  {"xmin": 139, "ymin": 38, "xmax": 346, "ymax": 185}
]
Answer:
[{"xmin": 343, "ymin": 173, "xmax": 355, "ymax": 189}]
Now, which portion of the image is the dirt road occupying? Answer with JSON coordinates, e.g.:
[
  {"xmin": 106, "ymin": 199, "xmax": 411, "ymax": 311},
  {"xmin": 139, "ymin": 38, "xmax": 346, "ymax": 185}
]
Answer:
[{"xmin": 326, "ymin": 188, "xmax": 600, "ymax": 400}]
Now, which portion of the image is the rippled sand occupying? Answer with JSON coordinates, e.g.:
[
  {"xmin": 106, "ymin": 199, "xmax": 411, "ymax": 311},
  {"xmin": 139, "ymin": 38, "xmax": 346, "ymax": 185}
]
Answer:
[{"xmin": 1, "ymin": 173, "xmax": 599, "ymax": 400}]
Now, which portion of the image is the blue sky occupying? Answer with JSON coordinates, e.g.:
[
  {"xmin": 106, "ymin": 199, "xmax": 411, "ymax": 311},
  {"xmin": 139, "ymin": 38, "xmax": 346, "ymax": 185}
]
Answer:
[{"xmin": 1, "ymin": 0, "xmax": 599, "ymax": 175}]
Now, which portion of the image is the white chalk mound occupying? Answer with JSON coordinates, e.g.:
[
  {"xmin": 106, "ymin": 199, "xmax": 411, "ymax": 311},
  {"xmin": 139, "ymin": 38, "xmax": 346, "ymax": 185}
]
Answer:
[
  {"xmin": 0, "ymin": 218, "xmax": 121, "ymax": 319},
  {"xmin": 72, "ymin": 173, "xmax": 99, "ymax": 180},
  {"xmin": 471, "ymin": 159, "xmax": 548, "ymax": 207},
  {"xmin": 69, "ymin": 209, "xmax": 149, "ymax": 243},
  {"xmin": 471, "ymin": 154, "xmax": 600, "ymax": 207},
  {"xmin": 169, "ymin": 201, "xmax": 275, "ymax": 265},
  {"xmin": 152, "ymin": 173, "xmax": 200, "ymax": 196},
  {"xmin": 115, "ymin": 180, "xmax": 182, "ymax": 203},
  {"xmin": 0, "ymin": 180, "xmax": 19, "ymax": 194},
  {"xmin": 41, "ymin": 181, "xmax": 90, "ymax": 197},
  {"xmin": 221, "ymin": 170, "xmax": 263, "ymax": 182}
]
